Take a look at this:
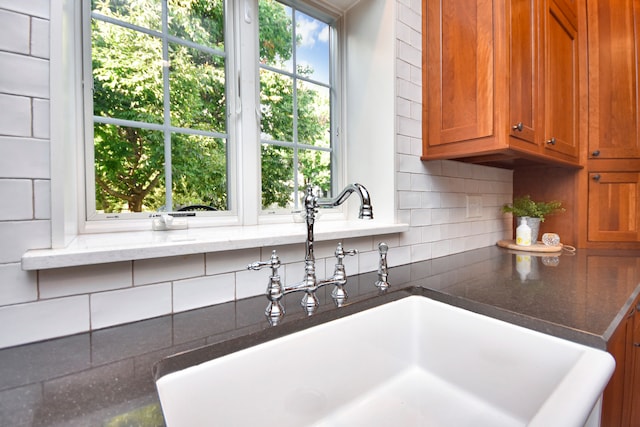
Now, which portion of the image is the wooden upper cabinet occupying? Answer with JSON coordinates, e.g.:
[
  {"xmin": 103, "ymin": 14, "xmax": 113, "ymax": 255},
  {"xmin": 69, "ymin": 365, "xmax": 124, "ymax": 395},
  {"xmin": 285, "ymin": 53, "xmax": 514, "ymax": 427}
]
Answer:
[
  {"xmin": 588, "ymin": 172, "xmax": 640, "ymax": 242},
  {"xmin": 422, "ymin": 0, "xmax": 581, "ymax": 167},
  {"xmin": 554, "ymin": 0, "xmax": 578, "ymax": 21},
  {"xmin": 542, "ymin": 0, "xmax": 579, "ymax": 159},
  {"xmin": 425, "ymin": 0, "xmax": 494, "ymax": 148},
  {"xmin": 509, "ymin": 0, "xmax": 538, "ymax": 148},
  {"xmin": 587, "ymin": 0, "xmax": 640, "ymax": 159}
]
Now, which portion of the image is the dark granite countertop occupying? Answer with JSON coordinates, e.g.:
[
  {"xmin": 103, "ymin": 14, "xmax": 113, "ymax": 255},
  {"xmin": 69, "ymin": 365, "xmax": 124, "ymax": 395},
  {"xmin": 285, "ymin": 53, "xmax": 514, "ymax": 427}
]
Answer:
[{"xmin": 2, "ymin": 246, "xmax": 639, "ymax": 426}]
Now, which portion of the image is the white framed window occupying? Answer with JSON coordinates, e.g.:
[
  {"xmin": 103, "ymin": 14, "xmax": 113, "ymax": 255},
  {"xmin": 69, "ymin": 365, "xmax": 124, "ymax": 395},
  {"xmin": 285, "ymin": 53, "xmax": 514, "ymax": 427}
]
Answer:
[
  {"xmin": 82, "ymin": 0, "xmax": 340, "ymax": 229},
  {"xmin": 48, "ymin": 0, "xmax": 397, "ymax": 253},
  {"xmin": 258, "ymin": 0, "xmax": 339, "ymax": 213}
]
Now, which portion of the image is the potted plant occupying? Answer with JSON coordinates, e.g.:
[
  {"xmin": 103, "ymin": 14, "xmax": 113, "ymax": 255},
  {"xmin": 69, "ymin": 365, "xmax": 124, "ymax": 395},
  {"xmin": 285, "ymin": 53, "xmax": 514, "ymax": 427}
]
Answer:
[{"xmin": 502, "ymin": 195, "xmax": 564, "ymax": 243}]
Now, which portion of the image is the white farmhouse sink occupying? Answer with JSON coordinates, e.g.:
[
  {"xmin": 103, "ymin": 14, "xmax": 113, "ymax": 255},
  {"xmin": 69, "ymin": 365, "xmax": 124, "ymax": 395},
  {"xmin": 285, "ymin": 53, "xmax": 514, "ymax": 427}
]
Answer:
[{"xmin": 155, "ymin": 295, "xmax": 614, "ymax": 427}]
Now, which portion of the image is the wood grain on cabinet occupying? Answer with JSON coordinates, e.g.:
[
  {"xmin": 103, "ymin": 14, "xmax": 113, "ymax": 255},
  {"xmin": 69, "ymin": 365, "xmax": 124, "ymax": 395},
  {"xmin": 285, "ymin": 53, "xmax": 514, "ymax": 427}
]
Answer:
[
  {"xmin": 509, "ymin": 0, "xmax": 537, "ymax": 147},
  {"xmin": 603, "ymin": 304, "xmax": 635, "ymax": 426},
  {"xmin": 596, "ymin": 258, "xmax": 640, "ymax": 426},
  {"xmin": 629, "ymin": 305, "xmax": 640, "ymax": 425},
  {"xmin": 587, "ymin": 0, "xmax": 640, "ymax": 160},
  {"xmin": 543, "ymin": 0, "xmax": 579, "ymax": 159},
  {"xmin": 422, "ymin": 0, "xmax": 581, "ymax": 167},
  {"xmin": 588, "ymin": 172, "xmax": 640, "ymax": 242},
  {"xmin": 424, "ymin": 0, "xmax": 495, "ymax": 149},
  {"xmin": 513, "ymin": 166, "xmax": 579, "ymax": 245}
]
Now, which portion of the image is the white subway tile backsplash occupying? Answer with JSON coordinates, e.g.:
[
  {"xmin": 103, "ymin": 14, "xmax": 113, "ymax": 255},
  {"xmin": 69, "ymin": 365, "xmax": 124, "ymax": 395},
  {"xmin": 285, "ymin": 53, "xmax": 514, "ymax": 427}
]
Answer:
[
  {"xmin": 0, "ymin": 52, "xmax": 49, "ymax": 98},
  {"xmin": 410, "ymin": 242, "xmax": 432, "ymax": 263},
  {"xmin": 0, "ymin": 220, "xmax": 50, "ymax": 264},
  {"xmin": 397, "ymin": 40, "xmax": 421, "ymax": 70},
  {"xmin": 235, "ymin": 268, "xmax": 270, "ymax": 300},
  {"xmin": 396, "ymin": 172, "xmax": 411, "ymax": 191},
  {"xmin": 0, "ymin": 0, "xmax": 50, "ymax": 19},
  {"xmin": 0, "ymin": 296, "xmax": 89, "ymax": 348},
  {"xmin": 173, "ymin": 273, "xmax": 235, "ymax": 312},
  {"xmin": 30, "ymin": 17, "xmax": 50, "ymax": 59},
  {"xmin": 410, "ymin": 209, "xmax": 431, "ymax": 227},
  {"xmin": 397, "ymin": 2, "xmax": 421, "ymax": 32},
  {"xmin": 205, "ymin": 248, "xmax": 260, "ymax": 275},
  {"xmin": 420, "ymin": 192, "xmax": 441, "ymax": 209},
  {"xmin": 39, "ymin": 262, "xmax": 132, "ymax": 299},
  {"xmin": 134, "ymin": 254, "xmax": 204, "ymax": 285},
  {"xmin": 266, "ymin": 242, "xmax": 305, "ymax": 264},
  {"xmin": 397, "ymin": 153, "xmax": 428, "ymax": 174},
  {"xmin": 421, "ymin": 224, "xmax": 443, "ymax": 243},
  {"xmin": 395, "ymin": 58, "xmax": 410, "ymax": 81},
  {"xmin": 0, "ymin": 179, "xmax": 33, "ymax": 220},
  {"xmin": 396, "ymin": 96, "xmax": 411, "ymax": 119},
  {"xmin": 0, "ymin": 263, "xmax": 37, "ymax": 305},
  {"xmin": 0, "ymin": 137, "xmax": 49, "ymax": 178},
  {"xmin": 32, "ymin": 98, "xmax": 49, "ymax": 138},
  {"xmin": 90, "ymin": 283, "xmax": 172, "ymax": 329},
  {"xmin": 398, "ymin": 191, "xmax": 421, "ymax": 209},
  {"xmin": 0, "ymin": 94, "xmax": 31, "ymax": 137},
  {"xmin": 396, "ymin": 134, "xmax": 411, "ymax": 155},
  {"xmin": 0, "ymin": 9, "xmax": 30, "ymax": 54},
  {"xmin": 33, "ymin": 179, "xmax": 50, "ymax": 219},
  {"xmin": 410, "ymin": 173, "xmax": 431, "ymax": 192},
  {"xmin": 358, "ymin": 250, "xmax": 379, "ymax": 274}
]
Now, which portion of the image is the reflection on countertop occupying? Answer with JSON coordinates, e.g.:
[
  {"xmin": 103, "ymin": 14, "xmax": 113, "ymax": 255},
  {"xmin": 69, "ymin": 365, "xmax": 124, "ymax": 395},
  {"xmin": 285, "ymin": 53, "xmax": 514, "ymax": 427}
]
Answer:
[{"xmin": 2, "ymin": 246, "xmax": 639, "ymax": 426}]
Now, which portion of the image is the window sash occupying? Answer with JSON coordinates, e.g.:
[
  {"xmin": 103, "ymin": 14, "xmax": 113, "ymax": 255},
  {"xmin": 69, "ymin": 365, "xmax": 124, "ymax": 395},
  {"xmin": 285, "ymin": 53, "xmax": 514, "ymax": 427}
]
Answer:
[{"xmin": 81, "ymin": 0, "xmax": 341, "ymax": 229}]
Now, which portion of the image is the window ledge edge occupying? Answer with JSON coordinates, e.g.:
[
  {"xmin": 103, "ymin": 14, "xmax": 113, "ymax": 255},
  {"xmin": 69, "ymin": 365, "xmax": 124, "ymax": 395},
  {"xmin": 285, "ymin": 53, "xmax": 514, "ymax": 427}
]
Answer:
[{"xmin": 22, "ymin": 221, "xmax": 409, "ymax": 270}]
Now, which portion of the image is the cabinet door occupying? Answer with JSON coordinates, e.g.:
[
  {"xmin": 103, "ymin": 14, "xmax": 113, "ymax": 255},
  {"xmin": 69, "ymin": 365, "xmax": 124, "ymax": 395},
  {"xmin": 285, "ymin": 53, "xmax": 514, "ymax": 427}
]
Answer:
[
  {"xmin": 587, "ymin": 0, "xmax": 640, "ymax": 159},
  {"xmin": 554, "ymin": 0, "xmax": 577, "ymax": 21},
  {"xmin": 588, "ymin": 172, "xmax": 640, "ymax": 242},
  {"xmin": 630, "ymin": 303, "xmax": 640, "ymax": 425},
  {"xmin": 509, "ymin": 0, "xmax": 538, "ymax": 147},
  {"xmin": 542, "ymin": 0, "xmax": 579, "ymax": 160},
  {"xmin": 604, "ymin": 306, "xmax": 634, "ymax": 426},
  {"xmin": 425, "ymin": 0, "xmax": 494, "ymax": 146}
]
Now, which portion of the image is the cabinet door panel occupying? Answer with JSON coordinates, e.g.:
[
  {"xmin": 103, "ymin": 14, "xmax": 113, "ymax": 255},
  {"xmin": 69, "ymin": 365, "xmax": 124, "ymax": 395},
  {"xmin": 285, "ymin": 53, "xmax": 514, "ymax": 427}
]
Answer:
[
  {"xmin": 588, "ymin": 172, "xmax": 640, "ymax": 242},
  {"xmin": 426, "ymin": 0, "xmax": 494, "ymax": 146},
  {"xmin": 543, "ymin": 1, "xmax": 579, "ymax": 159},
  {"xmin": 509, "ymin": 0, "xmax": 538, "ymax": 146},
  {"xmin": 630, "ymin": 304, "xmax": 640, "ymax": 425},
  {"xmin": 587, "ymin": 0, "xmax": 640, "ymax": 159}
]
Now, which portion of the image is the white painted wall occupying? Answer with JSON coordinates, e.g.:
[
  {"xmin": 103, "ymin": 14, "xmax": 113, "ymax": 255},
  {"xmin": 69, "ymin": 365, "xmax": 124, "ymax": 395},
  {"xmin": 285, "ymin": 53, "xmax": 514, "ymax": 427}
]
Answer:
[{"xmin": 0, "ymin": 0, "xmax": 513, "ymax": 348}]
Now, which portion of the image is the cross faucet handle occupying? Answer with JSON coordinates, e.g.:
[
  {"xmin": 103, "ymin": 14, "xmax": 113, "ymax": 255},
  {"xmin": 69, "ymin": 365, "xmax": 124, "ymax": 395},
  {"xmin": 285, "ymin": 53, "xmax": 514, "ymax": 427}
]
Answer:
[
  {"xmin": 247, "ymin": 250, "xmax": 281, "ymax": 275},
  {"xmin": 334, "ymin": 242, "xmax": 358, "ymax": 264},
  {"xmin": 248, "ymin": 250, "xmax": 284, "ymax": 323}
]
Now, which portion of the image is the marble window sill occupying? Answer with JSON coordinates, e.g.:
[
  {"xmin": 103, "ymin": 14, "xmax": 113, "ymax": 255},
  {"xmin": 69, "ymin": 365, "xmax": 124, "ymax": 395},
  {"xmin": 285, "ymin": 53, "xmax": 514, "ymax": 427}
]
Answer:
[{"xmin": 22, "ymin": 220, "xmax": 408, "ymax": 270}]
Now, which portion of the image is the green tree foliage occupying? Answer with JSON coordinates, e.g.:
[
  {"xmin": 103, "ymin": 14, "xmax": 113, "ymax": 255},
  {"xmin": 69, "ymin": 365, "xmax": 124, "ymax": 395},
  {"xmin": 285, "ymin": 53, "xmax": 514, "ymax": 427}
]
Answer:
[{"xmin": 92, "ymin": 0, "xmax": 330, "ymax": 213}]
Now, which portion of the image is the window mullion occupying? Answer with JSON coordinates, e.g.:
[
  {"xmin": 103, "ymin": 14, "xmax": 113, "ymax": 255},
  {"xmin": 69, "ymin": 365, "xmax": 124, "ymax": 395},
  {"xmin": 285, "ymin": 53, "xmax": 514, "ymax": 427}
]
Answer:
[
  {"xmin": 162, "ymin": 0, "xmax": 172, "ymax": 211},
  {"xmin": 238, "ymin": 0, "xmax": 260, "ymax": 225}
]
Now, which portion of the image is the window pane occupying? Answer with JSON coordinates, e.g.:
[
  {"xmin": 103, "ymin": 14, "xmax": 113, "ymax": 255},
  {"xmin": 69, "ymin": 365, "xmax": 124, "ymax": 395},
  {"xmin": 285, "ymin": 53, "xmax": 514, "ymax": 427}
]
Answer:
[
  {"xmin": 92, "ymin": 19, "xmax": 164, "ymax": 123},
  {"xmin": 169, "ymin": 43, "xmax": 226, "ymax": 133},
  {"xmin": 259, "ymin": 0, "xmax": 335, "ymax": 214},
  {"xmin": 261, "ymin": 144, "xmax": 294, "ymax": 209},
  {"xmin": 258, "ymin": 0, "xmax": 293, "ymax": 73},
  {"xmin": 297, "ymin": 81, "xmax": 330, "ymax": 148},
  {"xmin": 299, "ymin": 148, "xmax": 331, "ymax": 197},
  {"xmin": 295, "ymin": 10, "xmax": 330, "ymax": 84},
  {"xmin": 92, "ymin": 0, "xmax": 162, "ymax": 31},
  {"xmin": 90, "ymin": 0, "xmax": 231, "ymax": 219},
  {"xmin": 94, "ymin": 123, "xmax": 165, "ymax": 213},
  {"xmin": 260, "ymin": 68, "xmax": 294, "ymax": 142},
  {"xmin": 172, "ymin": 134, "xmax": 228, "ymax": 211},
  {"xmin": 168, "ymin": 0, "xmax": 225, "ymax": 50}
]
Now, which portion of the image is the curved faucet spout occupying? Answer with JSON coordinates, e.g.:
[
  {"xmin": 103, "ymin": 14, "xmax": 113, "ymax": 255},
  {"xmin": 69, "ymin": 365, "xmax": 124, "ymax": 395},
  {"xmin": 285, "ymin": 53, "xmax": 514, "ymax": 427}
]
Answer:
[{"xmin": 316, "ymin": 183, "xmax": 373, "ymax": 219}]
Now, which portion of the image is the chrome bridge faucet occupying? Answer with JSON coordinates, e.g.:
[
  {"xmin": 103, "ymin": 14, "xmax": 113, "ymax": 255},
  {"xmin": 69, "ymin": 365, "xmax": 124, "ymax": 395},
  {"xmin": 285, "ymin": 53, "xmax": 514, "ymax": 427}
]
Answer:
[{"xmin": 248, "ymin": 183, "xmax": 373, "ymax": 323}]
